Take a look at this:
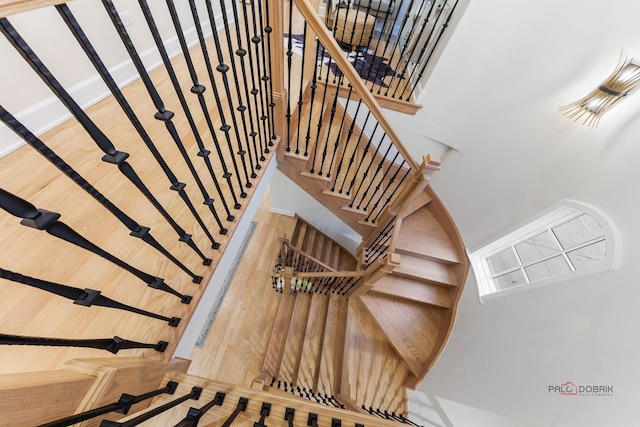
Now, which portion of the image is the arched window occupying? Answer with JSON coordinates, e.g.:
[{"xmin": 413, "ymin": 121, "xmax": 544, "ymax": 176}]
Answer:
[{"xmin": 469, "ymin": 200, "xmax": 620, "ymax": 302}]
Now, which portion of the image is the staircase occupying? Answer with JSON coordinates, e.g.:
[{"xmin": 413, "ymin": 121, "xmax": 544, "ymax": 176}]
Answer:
[{"xmin": 261, "ymin": 202, "xmax": 466, "ymax": 413}]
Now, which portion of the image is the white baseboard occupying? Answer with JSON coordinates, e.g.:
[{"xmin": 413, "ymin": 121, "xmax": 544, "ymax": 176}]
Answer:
[{"xmin": 0, "ymin": 11, "xmax": 232, "ymax": 158}]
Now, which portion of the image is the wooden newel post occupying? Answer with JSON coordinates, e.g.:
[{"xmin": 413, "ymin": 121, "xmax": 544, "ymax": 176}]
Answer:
[
  {"xmin": 347, "ymin": 253, "xmax": 401, "ymax": 298},
  {"xmin": 283, "ymin": 266, "xmax": 294, "ymax": 294}
]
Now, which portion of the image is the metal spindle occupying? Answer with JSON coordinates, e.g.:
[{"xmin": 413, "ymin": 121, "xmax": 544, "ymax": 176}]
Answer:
[
  {"xmin": 57, "ymin": 4, "xmax": 218, "ymax": 256},
  {"xmin": 0, "ymin": 107, "xmax": 201, "ymax": 286},
  {"xmin": 370, "ymin": 162, "xmax": 411, "ymax": 222},
  {"xmin": 0, "ymin": 334, "xmax": 168, "ymax": 354},
  {"xmin": 330, "ymin": 99, "xmax": 362, "ymax": 191},
  {"xmin": 0, "ymin": 268, "xmax": 181, "ymax": 327},
  {"xmin": 0, "ymin": 17, "xmax": 220, "ymax": 255},
  {"xmin": 384, "ymin": 0, "xmax": 432, "ymax": 95},
  {"xmin": 228, "ymin": 0, "xmax": 262, "ymax": 172},
  {"xmin": 250, "ymin": 0, "xmax": 271, "ymax": 155},
  {"xmin": 203, "ymin": 0, "xmax": 251, "ymax": 193},
  {"xmin": 402, "ymin": 1, "xmax": 459, "ymax": 101},
  {"xmin": 40, "ymin": 381, "xmax": 178, "ymax": 427},
  {"xmin": 173, "ymin": 391, "xmax": 225, "ymax": 427},
  {"xmin": 240, "ymin": 0, "xmax": 266, "ymax": 162},
  {"xmin": 326, "ymin": 83, "xmax": 354, "ymax": 178},
  {"xmin": 101, "ymin": 0, "xmax": 234, "ymax": 230},
  {"xmin": 310, "ymin": 62, "xmax": 333, "ymax": 174},
  {"xmin": 304, "ymin": 39, "xmax": 321, "ymax": 157},
  {"xmin": 295, "ymin": 22, "xmax": 308, "ymax": 154},
  {"xmin": 0, "ymin": 188, "xmax": 193, "ymax": 301},
  {"xmin": 346, "ymin": 122, "xmax": 381, "ymax": 196},
  {"xmin": 318, "ymin": 76, "xmax": 343, "ymax": 176},
  {"xmin": 217, "ymin": 0, "xmax": 257, "ymax": 180},
  {"xmin": 360, "ymin": 150, "xmax": 400, "ymax": 214},
  {"xmin": 100, "ymin": 387, "xmax": 202, "ymax": 427},
  {"xmin": 163, "ymin": 0, "xmax": 245, "ymax": 217}
]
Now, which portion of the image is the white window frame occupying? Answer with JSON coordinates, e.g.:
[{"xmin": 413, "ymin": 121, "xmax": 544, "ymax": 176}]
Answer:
[{"xmin": 468, "ymin": 200, "xmax": 620, "ymax": 303}]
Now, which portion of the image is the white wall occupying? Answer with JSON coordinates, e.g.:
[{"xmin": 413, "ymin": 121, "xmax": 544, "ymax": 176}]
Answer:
[
  {"xmin": 388, "ymin": 1, "xmax": 640, "ymax": 426},
  {"xmin": 408, "ymin": 389, "xmax": 540, "ymax": 427},
  {"xmin": 270, "ymin": 169, "xmax": 362, "ymax": 254},
  {"xmin": 0, "ymin": 0, "xmax": 224, "ymax": 157}
]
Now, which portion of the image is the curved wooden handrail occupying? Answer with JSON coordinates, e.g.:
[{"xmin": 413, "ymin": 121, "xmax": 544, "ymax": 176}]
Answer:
[{"xmin": 292, "ymin": 0, "xmax": 420, "ymax": 173}]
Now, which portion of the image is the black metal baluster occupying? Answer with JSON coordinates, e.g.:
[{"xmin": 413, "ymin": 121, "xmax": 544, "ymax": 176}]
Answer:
[
  {"xmin": 284, "ymin": 407, "xmax": 295, "ymax": 427},
  {"xmin": 101, "ymin": 387, "xmax": 202, "ymax": 427},
  {"xmin": 403, "ymin": 1, "xmax": 459, "ymax": 101},
  {"xmin": 0, "ymin": 268, "xmax": 180, "ymax": 327},
  {"xmin": 162, "ymin": 0, "xmax": 243, "ymax": 219},
  {"xmin": 346, "ymin": 122, "xmax": 381, "ymax": 196},
  {"xmin": 303, "ymin": 39, "xmax": 321, "ymax": 158},
  {"xmin": 360, "ymin": 150, "xmax": 400, "ymax": 214},
  {"xmin": 308, "ymin": 413, "xmax": 318, "ymax": 427},
  {"xmin": 383, "ymin": 0, "xmax": 417, "ymax": 82},
  {"xmin": 56, "ymin": 5, "xmax": 216, "ymax": 261},
  {"xmin": 389, "ymin": 1, "xmax": 436, "ymax": 98},
  {"xmin": 384, "ymin": 0, "xmax": 431, "ymax": 96},
  {"xmin": 285, "ymin": 1, "xmax": 296, "ymax": 154},
  {"xmin": 136, "ymin": 0, "xmax": 241, "ymax": 220},
  {"xmin": 255, "ymin": 0, "xmax": 274, "ymax": 148},
  {"xmin": 217, "ymin": 0, "xmax": 257, "ymax": 181},
  {"xmin": 355, "ymin": 0, "xmax": 383, "ymax": 75},
  {"xmin": 0, "ymin": 334, "xmax": 168, "ymax": 354},
  {"xmin": 330, "ymin": 99, "xmax": 361, "ymax": 191},
  {"xmin": 250, "ymin": 0, "xmax": 271, "ymax": 156},
  {"xmin": 185, "ymin": 3, "xmax": 243, "ymax": 213},
  {"xmin": 263, "ymin": 0, "xmax": 277, "ymax": 142},
  {"xmin": 173, "ymin": 391, "xmax": 225, "ymax": 427},
  {"xmin": 255, "ymin": 402, "xmax": 271, "ymax": 427},
  {"xmin": 0, "ymin": 17, "xmax": 220, "ymax": 255},
  {"xmin": 363, "ymin": 0, "xmax": 396, "ymax": 90},
  {"xmin": 294, "ymin": 22, "xmax": 308, "ymax": 155},
  {"xmin": 240, "ymin": 0, "xmax": 266, "ymax": 163},
  {"xmin": 99, "ymin": 0, "xmax": 232, "ymax": 232},
  {"xmin": 368, "ymin": 160, "xmax": 410, "ymax": 222},
  {"xmin": 375, "ymin": 0, "xmax": 406, "ymax": 94},
  {"xmin": 228, "ymin": 0, "xmax": 261, "ymax": 172},
  {"xmin": 221, "ymin": 397, "xmax": 248, "ymax": 427},
  {"xmin": 372, "ymin": 166, "xmax": 411, "ymax": 222},
  {"xmin": 202, "ymin": 0, "xmax": 251, "ymax": 193},
  {"xmin": 326, "ymin": 83, "xmax": 354, "ymax": 179},
  {"xmin": 318, "ymin": 75, "xmax": 342, "ymax": 176},
  {"xmin": 337, "ymin": 106, "xmax": 370, "ymax": 194},
  {"xmin": 0, "ymin": 107, "xmax": 202, "ymax": 285},
  {"xmin": 310, "ymin": 62, "xmax": 333, "ymax": 174},
  {"xmin": 40, "ymin": 381, "xmax": 178, "ymax": 427},
  {"xmin": 0, "ymin": 188, "xmax": 191, "ymax": 301}
]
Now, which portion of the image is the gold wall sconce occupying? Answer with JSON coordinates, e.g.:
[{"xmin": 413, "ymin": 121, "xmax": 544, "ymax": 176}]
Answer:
[{"xmin": 561, "ymin": 52, "xmax": 640, "ymax": 126}]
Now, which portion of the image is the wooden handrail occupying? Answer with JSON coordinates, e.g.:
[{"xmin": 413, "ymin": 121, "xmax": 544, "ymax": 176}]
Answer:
[
  {"xmin": 282, "ymin": 241, "xmax": 337, "ymax": 272},
  {"xmin": 0, "ymin": 0, "xmax": 69, "ymax": 18},
  {"xmin": 292, "ymin": 0, "xmax": 420, "ymax": 173}
]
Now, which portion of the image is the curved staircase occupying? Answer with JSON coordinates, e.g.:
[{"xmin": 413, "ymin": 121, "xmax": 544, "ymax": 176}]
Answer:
[{"xmin": 262, "ymin": 189, "xmax": 468, "ymax": 414}]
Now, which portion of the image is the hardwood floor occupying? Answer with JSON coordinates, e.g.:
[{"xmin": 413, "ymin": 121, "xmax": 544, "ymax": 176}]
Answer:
[
  {"xmin": 0, "ymin": 7, "xmax": 277, "ymax": 374},
  {"xmin": 187, "ymin": 189, "xmax": 298, "ymax": 386},
  {"xmin": 188, "ymin": 202, "xmax": 409, "ymax": 415}
]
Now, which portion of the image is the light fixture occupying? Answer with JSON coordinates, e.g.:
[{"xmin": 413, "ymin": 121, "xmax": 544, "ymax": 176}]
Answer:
[{"xmin": 560, "ymin": 52, "xmax": 640, "ymax": 126}]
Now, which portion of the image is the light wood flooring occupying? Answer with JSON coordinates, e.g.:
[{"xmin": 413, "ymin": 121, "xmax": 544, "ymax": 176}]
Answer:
[{"xmin": 188, "ymin": 194, "xmax": 408, "ymax": 414}]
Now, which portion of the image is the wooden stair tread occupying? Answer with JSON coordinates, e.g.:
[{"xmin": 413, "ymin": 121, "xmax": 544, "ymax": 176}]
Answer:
[
  {"xmin": 342, "ymin": 298, "xmax": 410, "ymax": 413},
  {"xmin": 400, "ymin": 191, "xmax": 432, "ymax": 218},
  {"xmin": 371, "ymin": 275, "xmax": 451, "ymax": 309},
  {"xmin": 396, "ymin": 207, "xmax": 461, "ymax": 264},
  {"xmin": 393, "ymin": 253, "xmax": 457, "ymax": 286},
  {"xmin": 317, "ymin": 293, "xmax": 348, "ymax": 396},
  {"xmin": 358, "ymin": 293, "xmax": 444, "ymax": 377},
  {"xmin": 279, "ymin": 293, "xmax": 313, "ymax": 385},
  {"xmin": 297, "ymin": 293, "xmax": 330, "ymax": 391},
  {"xmin": 261, "ymin": 294, "xmax": 296, "ymax": 378}
]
